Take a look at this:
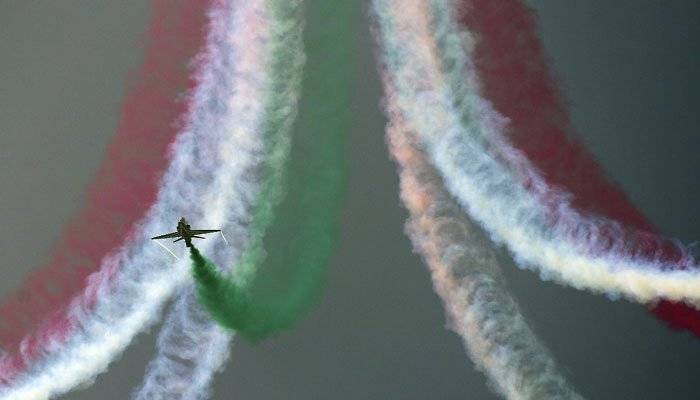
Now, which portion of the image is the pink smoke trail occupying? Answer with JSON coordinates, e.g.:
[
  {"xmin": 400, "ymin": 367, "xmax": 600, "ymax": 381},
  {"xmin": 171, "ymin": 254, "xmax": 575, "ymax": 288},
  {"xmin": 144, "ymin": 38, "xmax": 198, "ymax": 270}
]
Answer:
[
  {"xmin": 386, "ymin": 103, "xmax": 583, "ymax": 399},
  {"xmin": 0, "ymin": 0, "xmax": 210, "ymax": 381},
  {"xmin": 0, "ymin": 1, "xmax": 305, "ymax": 397},
  {"xmin": 456, "ymin": 0, "xmax": 700, "ymax": 334},
  {"xmin": 372, "ymin": 0, "xmax": 700, "ymax": 330}
]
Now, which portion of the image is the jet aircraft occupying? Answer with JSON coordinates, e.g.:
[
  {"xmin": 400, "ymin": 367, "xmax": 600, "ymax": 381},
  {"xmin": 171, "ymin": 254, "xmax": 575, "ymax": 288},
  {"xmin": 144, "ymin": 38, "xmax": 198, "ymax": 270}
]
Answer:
[{"xmin": 151, "ymin": 217, "xmax": 221, "ymax": 248}]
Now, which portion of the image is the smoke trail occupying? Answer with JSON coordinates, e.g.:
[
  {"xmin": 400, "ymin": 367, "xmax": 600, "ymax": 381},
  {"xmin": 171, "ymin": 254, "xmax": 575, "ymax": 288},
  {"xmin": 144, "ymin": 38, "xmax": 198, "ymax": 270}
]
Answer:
[
  {"xmin": 134, "ymin": 289, "xmax": 231, "ymax": 400},
  {"xmin": 0, "ymin": 0, "xmax": 269, "ymax": 397},
  {"xmin": 386, "ymin": 101, "xmax": 583, "ymax": 400},
  {"xmin": 456, "ymin": 0, "xmax": 700, "ymax": 335},
  {"xmin": 0, "ymin": 0, "xmax": 212, "ymax": 355},
  {"xmin": 133, "ymin": 0, "xmax": 303, "ymax": 397},
  {"xmin": 190, "ymin": 0, "xmax": 349, "ymax": 340},
  {"xmin": 372, "ymin": 0, "xmax": 700, "ymax": 309}
]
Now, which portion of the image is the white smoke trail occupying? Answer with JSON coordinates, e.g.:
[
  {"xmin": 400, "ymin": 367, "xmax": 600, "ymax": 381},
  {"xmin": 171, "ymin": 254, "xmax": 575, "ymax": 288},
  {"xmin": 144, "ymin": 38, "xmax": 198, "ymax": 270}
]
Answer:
[
  {"xmin": 155, "ymin": 241, "xmax": 180, "ymax": 261},
  {"xmin": 219, "ymin": 231, "xmax": 230, "ymax": 247},
  {"xmin": 387, "ymin": 107, "xmax": 583, "ymax": 399},
  {"xmin": 133, "ymin": 0, "xmax": 306, "ymax": 398},
  {"xmin": 0, "ymin": 0, "xmax": 279, "ymax": 398},
  {"xmin": 134, "ymin": 288, "xmax": 231, "ymax": 400},
  {"xmin": 372, "ymin": 0, "xmax": 700, "ymax": 307}
]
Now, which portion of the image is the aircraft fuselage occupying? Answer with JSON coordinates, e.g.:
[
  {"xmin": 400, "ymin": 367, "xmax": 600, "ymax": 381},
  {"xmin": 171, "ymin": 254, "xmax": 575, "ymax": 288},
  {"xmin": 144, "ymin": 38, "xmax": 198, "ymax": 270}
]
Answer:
[{"xmin": 177, "ymin": 218, "xmax": 193, "ymax": 247}]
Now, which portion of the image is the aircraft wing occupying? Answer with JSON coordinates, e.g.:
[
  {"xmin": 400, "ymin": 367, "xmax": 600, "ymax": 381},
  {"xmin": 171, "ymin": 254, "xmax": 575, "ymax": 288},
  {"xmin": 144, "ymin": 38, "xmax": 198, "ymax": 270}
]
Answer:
[
  {"xmin": 151, "ymin": 232, "xmax": 181, "ymax": 240},
  {"xmin": 189, "ymin": 229, "xmax": 221, "ymax": 235}
]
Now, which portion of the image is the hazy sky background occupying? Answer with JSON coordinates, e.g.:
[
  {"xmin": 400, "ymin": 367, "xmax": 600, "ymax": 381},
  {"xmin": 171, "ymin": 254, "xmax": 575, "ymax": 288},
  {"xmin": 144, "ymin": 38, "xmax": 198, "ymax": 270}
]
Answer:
[{"xmin": 1, "ymin": 1, "xmax": 700, "ymax": 399}]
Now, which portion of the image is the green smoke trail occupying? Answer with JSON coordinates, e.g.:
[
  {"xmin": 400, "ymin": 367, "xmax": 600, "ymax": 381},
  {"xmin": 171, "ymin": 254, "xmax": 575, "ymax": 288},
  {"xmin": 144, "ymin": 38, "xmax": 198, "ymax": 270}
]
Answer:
[{"xmin": 191, "ymin": 0, "xmax": 352, "ymax": 340}]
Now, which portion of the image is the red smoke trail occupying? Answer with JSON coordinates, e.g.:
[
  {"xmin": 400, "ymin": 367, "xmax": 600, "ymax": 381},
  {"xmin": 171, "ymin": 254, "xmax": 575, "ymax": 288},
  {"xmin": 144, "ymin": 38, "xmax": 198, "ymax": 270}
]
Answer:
[
  {"xmin": 0, "ymin": 0, "xmax": 211, "ymax": 358},
  {"xmin": 457, "ymin": 0, "xmax": 700, "ymax": 335}
]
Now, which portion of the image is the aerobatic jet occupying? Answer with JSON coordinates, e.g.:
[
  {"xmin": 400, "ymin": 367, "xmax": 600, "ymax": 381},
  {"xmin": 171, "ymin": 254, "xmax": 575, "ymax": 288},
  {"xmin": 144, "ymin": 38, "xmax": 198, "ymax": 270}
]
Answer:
[{"xmin": 151, "ymin": 217, "xmax": 221, "ymax": 248}]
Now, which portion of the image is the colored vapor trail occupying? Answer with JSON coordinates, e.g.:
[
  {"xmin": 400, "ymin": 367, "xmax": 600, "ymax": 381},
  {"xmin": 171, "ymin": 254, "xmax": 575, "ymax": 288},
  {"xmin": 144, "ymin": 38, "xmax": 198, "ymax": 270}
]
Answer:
[
  {"xmin": 134, "ymin": 0, "xmax": 303, "ymax": 396},
  {"xmin": 456, "ymin": 0, "xmax": 700, "ymax": 335},
  {"xmin": 372, "ymin": 0, "xmax": 700, "ymax": 322},
  {"xmin": 191, "ymin": 0, "xmax": 350, "ymax": 340},
  {"xmin": 387, "ymin": 106, "xmax": 583, "ymax": 400},
  {"xmin": 0, "ymin": 0, "xmax": 210, "ymax": 358},
  {"xmin": 0, "ymin": 0, "xmax": 267, "ymax": 397}
]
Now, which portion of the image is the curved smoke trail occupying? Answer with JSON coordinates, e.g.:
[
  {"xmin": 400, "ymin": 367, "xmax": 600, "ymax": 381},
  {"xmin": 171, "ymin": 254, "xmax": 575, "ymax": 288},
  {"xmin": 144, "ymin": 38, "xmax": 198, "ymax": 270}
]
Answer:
[
  {"xmin": 191, "ymin": 0, "xmax": 349, "ymax": 340},
  {"xmin": 0, "ymin": 0, "xmax": 211, "ymax": 357},
  {"xmin": 0, "ymin": 0, "xmax": 271, "ymax": 398},
  {"xmin": 386, "ymin": 102, "xmax": 583, "ymax": 400},
  {"xmin": 455, "ymin": 0, "xmax": 700, "ymax": 335},
  {"xmin": 372, "ymin": 0, "xmax": 700, "ymax": 313},
  {"xmin": 133, "ymin": 0, "xmax": 306, "ymax": 397}
]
